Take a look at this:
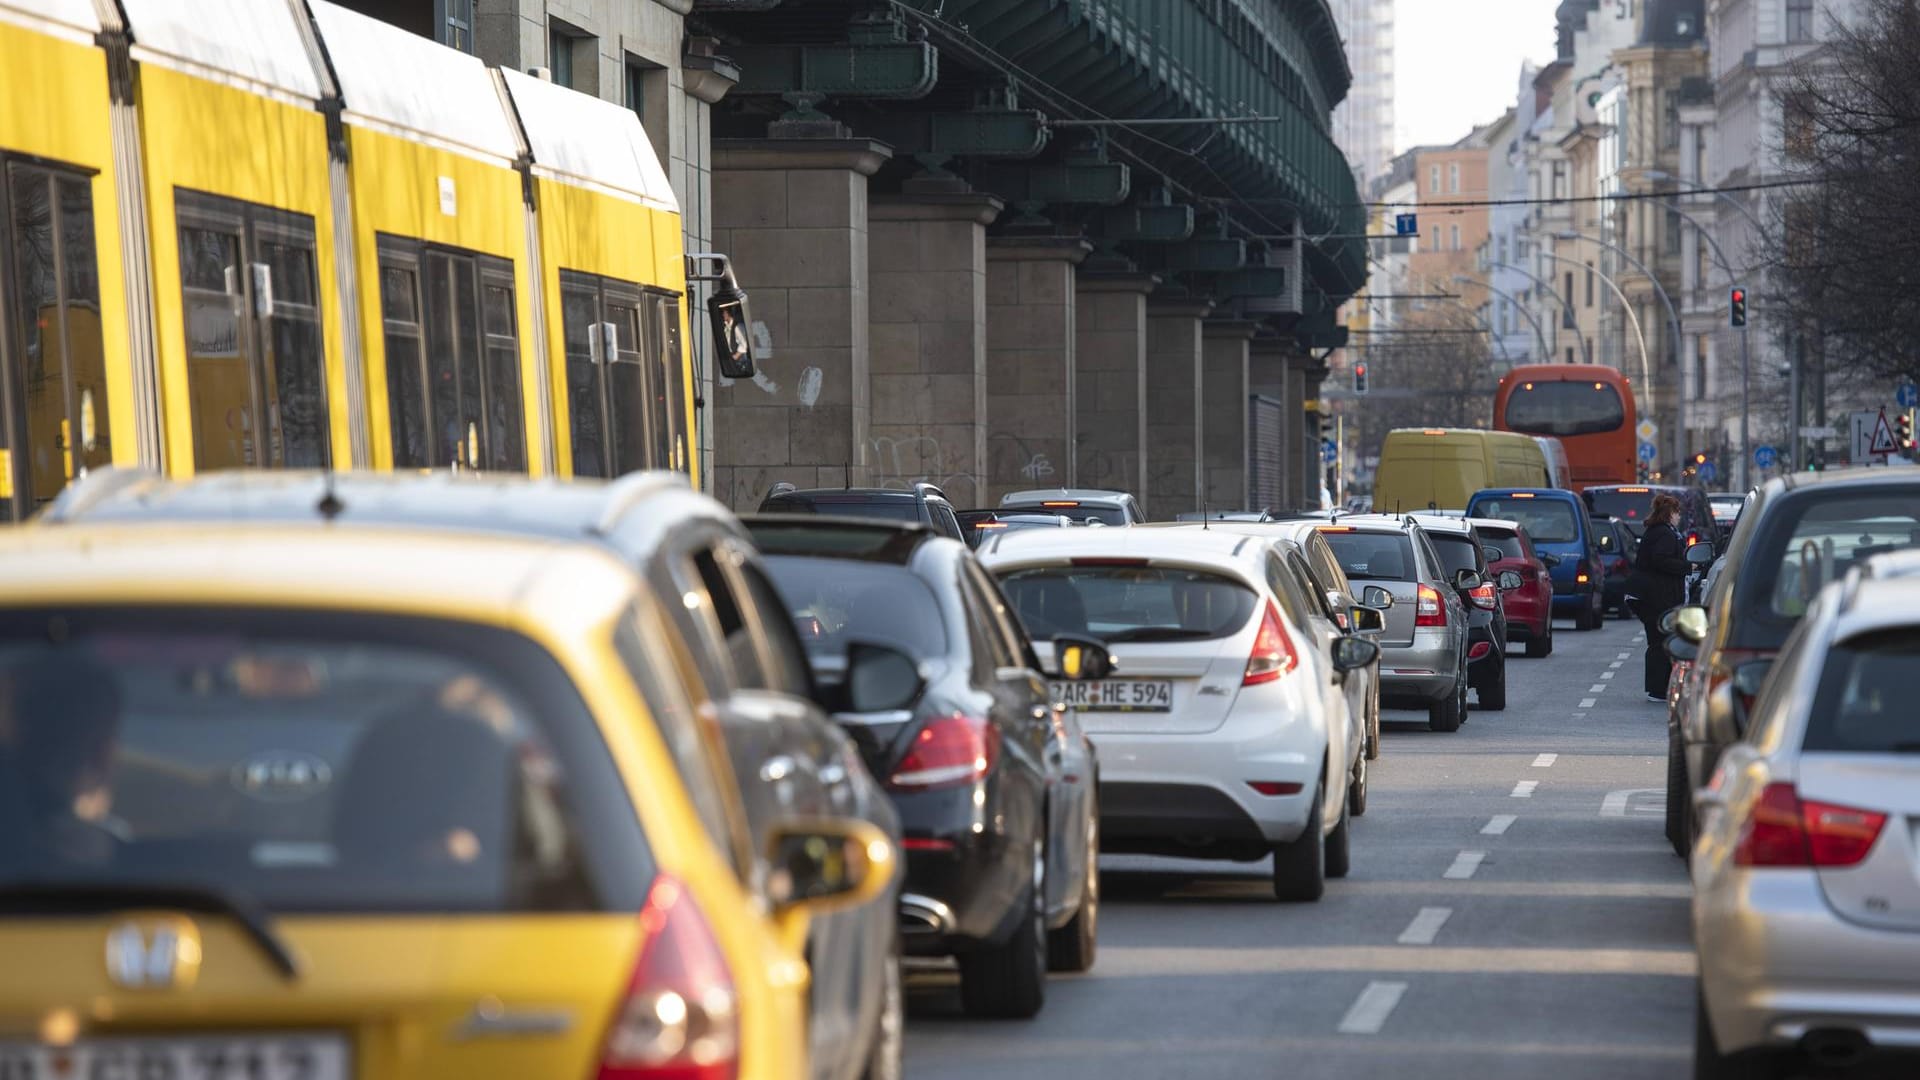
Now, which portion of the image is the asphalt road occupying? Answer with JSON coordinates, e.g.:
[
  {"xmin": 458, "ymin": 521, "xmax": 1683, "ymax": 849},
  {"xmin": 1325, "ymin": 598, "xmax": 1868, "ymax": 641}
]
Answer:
[{"xmin": 903, "ymin": 614, "xmax": 1697, "ymax": 1079}]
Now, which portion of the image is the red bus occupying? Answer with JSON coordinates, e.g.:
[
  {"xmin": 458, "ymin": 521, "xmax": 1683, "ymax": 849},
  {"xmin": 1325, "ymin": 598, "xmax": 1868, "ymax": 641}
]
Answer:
[{"xmin": 1493, "ymin": 365, "xmax": 1636, "ymax": 489}]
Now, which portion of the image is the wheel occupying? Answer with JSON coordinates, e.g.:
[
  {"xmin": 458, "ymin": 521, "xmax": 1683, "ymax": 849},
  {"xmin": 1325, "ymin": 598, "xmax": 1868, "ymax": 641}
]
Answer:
[
  {"xmin": 1046, "ymin": 802, "xmax": 1098, "ymax": 973},
  {"xmin": 1478, "ymin": 654, "xmax": 1507, "ymax": 712},
  {"xmin": 1574, "ymin": 598, "xmax": 1597, "ymax": 631},
  {"xmin": 859, "ymin": 941, "xmax": 903, "ymax": 1080},
  {"xmin": 1524, "ymin": 625, "xmax": 1551, "ymax": 658},
  {"xmin": 1348, "ymin": 746, "xmax": 1368, "ymax": 818},
  {"xmin": 1665, "ymin": 736, "xmax": 1690, "ymax": 860},
  {"xmin": 1324, "ymin": 786, "xmax": 1352, "ymax": 879},
  {"xmin": 1271, "ymin": 783, "xmax": 1327, "ymax": 902},
  {"xmin": 959, "ymin": 842, "xmax": 1047, "ymax": 1018},
  {"xmin": 1694, "ymin": 987, "xmax": 1773, "ymax": 1079},
  {"xmin": 1428, "ymin": 675, "xmax": 1465, "ymax": 733}
]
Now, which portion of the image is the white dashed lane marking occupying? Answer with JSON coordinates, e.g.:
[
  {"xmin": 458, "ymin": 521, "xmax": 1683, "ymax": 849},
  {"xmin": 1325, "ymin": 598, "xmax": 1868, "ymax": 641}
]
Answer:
[
  {"xmin": 1337, "ymin": 981, "xmax": 1409, "ymax": 1034},
  {"xmin": 1589, "ymin": 683, "xmax": 1608, "ymax": 693},
  {"xmin": 1600, "ymin": 671, "xmax": 1615, "ymax": 680},
  {"xmin": 1482, "ymin": 814, "xmax": 1517, "ymax": 835},
  {"xmin": 1617, "ymin": 652, "xmax": 1631, "ymax": 660},
  {"xmin": 1610, "ymin": 660, "xmax": 1625, "ymax": 669},
  {"xmin": 1579, "ymin": 698, "xmax": 1597, "ymax": 708},
  {"xmin": 1443, "ymin": 851, "xmax": 1486, "ymax": 879},
  {"xmin": 1397, "ymin": 907, "xmax": 1452, "ymax": 945},
  {"xmin": 1532, "ymin": 753, "xmax": 1557, "ymax": 767},
  {"xmin": 1511, "ymin": 781, "xmax": 1538, "ymax": 798}
]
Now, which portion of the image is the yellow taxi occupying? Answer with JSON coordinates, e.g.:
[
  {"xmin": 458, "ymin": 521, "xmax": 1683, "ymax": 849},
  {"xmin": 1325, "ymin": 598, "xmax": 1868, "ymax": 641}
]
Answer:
[{"xmin": 0, "ymin": 520, "xmax": 891, "ymax": 1079}]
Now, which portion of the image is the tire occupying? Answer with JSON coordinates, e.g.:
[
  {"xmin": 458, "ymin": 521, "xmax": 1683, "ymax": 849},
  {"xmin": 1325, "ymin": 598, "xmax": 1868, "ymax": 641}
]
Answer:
[
  {"xmin": 1524, "ymin": 625, "xmax": 1552, "ymax": 658},
  {"xmin": 959, "ymin": 843, "xmax": 1047, "ymax": 1019},
  {"xmin": 1348, "ymin": 746, "xmax": 1368, "ymax": 818},
  {"xmin": 1271, "ymin": 783, "xmax": 1327, "ymax": 902},
  {"xmin": 1574, "ymin": 598, "xmax": 1597, "ymax": 631},
  {"xmin": 859, "ymin": 941, "xmax": 904, "ymax": 1080},
  {"xmin": 1046, "ymin": 802, "xmax": 1098, "ymax": 973},
  {"xmin": 1665, "ymin": 736, "xmax": 1690, "ymax": 860},
  {"xmin": 1478, "ymin": 655, "xmax": 1507, "ymax": 712},
  {"xmin": 1324, "ymin": 786, "xmax": 1352, "ymax": 879},
  {"xmin": 1428, "ymin": 674, "xmax": 1465, "ymax": 733}
]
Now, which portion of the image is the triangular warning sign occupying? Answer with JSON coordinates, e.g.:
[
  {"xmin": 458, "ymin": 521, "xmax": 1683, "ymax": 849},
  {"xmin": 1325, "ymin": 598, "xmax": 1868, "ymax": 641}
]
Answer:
[{"xmin": 1871, "ymin": 409, "xmax": 1900, "ymax": 455}]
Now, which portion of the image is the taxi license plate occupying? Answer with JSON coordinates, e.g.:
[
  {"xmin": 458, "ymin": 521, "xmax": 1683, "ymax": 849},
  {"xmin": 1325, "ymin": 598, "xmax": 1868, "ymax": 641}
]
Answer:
[
  {"xmin": 0, "ymin": 1034, "xmax": 349, "ymax": 1080},
  {"xmin": 1051, "ymin": 679, "xmax": 1173, "ymax": 712}
]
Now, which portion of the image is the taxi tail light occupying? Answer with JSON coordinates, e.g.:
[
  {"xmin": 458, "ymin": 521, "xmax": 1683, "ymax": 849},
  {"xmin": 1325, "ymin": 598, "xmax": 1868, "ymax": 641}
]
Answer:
[
  {"xmin": 1734, "ymin": 783, "xmax": 1886, "ymax": 868},
  {"xmin": 888, "ymin": 714, "xmax": 999, "ymax": 791},
  {"xmin": 1243, "ymin": 601, "xmax": 1299, "ymax": 685},
  {"xmin": 1414, "ymin": 583, "xmax": 1446, "ymax": 627},
  {"xmin": 596, "ymin": 876, "xmax": 739, "ymax": 1080},
  {"xmin": 1468, "ymin": 582, "xmax": 1498, "ymax": 610}
]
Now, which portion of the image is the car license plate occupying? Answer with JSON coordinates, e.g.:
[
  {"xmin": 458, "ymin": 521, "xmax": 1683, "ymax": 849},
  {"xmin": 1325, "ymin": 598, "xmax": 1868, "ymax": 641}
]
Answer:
[
  {"xmin": 1051, "ymin": 679, "xmax": 1173, "ymax": 712},
  {"xmin": 0, "ymin": 1034, "xmax": 349, "ymax": 1080}
]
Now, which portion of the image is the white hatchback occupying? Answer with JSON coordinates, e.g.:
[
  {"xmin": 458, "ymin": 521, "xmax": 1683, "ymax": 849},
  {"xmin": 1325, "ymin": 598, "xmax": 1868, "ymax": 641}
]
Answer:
[{"xmin": 979, "ymin": 527, "xmax": 1376, "ymax": 901}]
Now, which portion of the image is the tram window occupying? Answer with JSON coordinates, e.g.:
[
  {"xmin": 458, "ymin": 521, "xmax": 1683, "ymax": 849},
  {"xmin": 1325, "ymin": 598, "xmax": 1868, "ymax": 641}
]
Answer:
[
  {"xmin": 559, "ymin": 269, "xmax": 687, "ymax": 479},
  {"xmin": 562, "ymin": 280, "xmax": 605, "ymax": 478},
  {"xmin": 657, "ymin": 298, "xmax": 683, "ymax": 471},
  {"xmin": 375, "ymin": 236, "xmax": 525, "ymax": 472},
  {"xmin": 175, "ymin": 191, "xmax": 330, "ymax": 472},
  {"xmin": 2, "ymin": 162, "xmax": 110, "ymax": 521},
  {"xmin": 606, "ymin": 300, "xmax": 648, "ymax": 476}
]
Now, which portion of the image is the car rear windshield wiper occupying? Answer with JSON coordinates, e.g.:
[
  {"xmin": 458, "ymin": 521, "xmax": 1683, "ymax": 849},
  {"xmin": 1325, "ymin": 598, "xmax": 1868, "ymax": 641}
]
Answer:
[
  {"xmin": 0, "ymin": 881, "xmax": 300, "ymax": 979},
  {"xmin": 1100, "ymin": 627, "xmax": 1218, "ymax": 642}
]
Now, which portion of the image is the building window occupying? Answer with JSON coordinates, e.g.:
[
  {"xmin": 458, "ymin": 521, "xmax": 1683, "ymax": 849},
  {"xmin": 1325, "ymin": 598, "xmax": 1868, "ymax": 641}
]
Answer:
[
  {"xmin": 1551, "ymin": 161, "xmax": 1567, "ymax": 199},
  {"xmin": 624, "ymin": 59, "xmax": 645, "ymax": 115},
  {"xmin": 549, "ymin": 21, "xmax": 578, "ymax": 89},
  {"xmin": 1586, "ymin": 262, "xmax": 1596, "ymax": 307},
  {"xmin": 1449, "ymin": 163, "xmax": 1460, "ymax": 194},
  {"xmin": 1786, "ymin": 0, "xmax": 1815, "ymax": 42},
  {"xmin": 1450, "ymin": 224, "xmax": 1460, "ymax": 251},
  {"xmin": 1666, "ymin": 208, "xmax": 1684, "ymax": 256},
  {"xmin": 1664, "ymin": 90, "xmax": 1680, "ymax": 149},
  {"xmin": 1566, "ymin": 346, "xmax": 1577, "ymax": 365},
  {"xmin": 1431, "ymin": 226, "xmax": 1440, "ymax": 252},
  {"xmin": 1429, "ymin": 165, "xmax": 1441, "ymax": 193},
  {"xmin": 1564, "ymin": 271, "xmax": 1574, "ymax": 309},
  {"xmin": 1695, "ymin": 336, "xmax": 1709, "ymax": 398},
  {"xmin": 434, "ymin": 0, "xmax": 472, "ymax": 53}
]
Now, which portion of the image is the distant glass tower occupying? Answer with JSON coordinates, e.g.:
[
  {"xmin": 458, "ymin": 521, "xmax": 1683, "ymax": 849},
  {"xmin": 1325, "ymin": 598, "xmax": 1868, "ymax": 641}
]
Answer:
[{"xmin": 1328, "ymin": 0, "xmax": 1396, "ymax": 193}]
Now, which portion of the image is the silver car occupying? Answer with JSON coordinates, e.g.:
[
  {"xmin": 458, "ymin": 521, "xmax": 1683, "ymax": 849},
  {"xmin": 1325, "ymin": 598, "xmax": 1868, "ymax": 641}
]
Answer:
[
  {"xmin": 1312, "ymin": 514, "xmax": 1472, "ymax": 732},
  {"xmin": 1692, "ymin": 565, "xmax": 1920, "ymax": 1076},
  {"xmin": 998, "ymin": 488, "xmax": 1145, "ymax": 525}
]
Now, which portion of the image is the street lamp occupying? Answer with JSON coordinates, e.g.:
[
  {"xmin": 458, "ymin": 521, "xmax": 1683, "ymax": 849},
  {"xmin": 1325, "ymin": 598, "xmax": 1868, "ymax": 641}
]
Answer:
[
  {"xmin": 1556, "ymin": 230, "xmax": 1685, "ymax": 465},
  {"xmin": 1537, "ymin": 249, "xmax": 1652, "ymax": 413},
  {"xmin": 1642, "ymin": 170, "xmax": 1767, "ymax": 234},
  {"xmin": 1488, "ymin": 260, "xmax": 1591, "ymax": 365},
  {"xmin": 1454, "ymin": 273, "xmax": 1550, "ymax": 365}
]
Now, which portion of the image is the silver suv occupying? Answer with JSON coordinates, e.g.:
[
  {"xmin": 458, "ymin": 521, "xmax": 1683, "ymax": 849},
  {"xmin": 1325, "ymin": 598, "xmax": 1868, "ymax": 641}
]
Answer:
[{"xmin": 998, "ymin": 488, "xmax": 1144, "ymax": 525}]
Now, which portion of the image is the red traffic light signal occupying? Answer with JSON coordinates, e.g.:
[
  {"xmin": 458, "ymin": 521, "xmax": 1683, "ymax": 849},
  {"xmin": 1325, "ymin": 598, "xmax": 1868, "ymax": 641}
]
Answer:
[
  {"xmin": 1353, "ymin": 361, "xmax": 1369, "ymax": 395},
  {"xmin": 1730, "ymin": 287, "xmax": 1748, "ymax": 327}
]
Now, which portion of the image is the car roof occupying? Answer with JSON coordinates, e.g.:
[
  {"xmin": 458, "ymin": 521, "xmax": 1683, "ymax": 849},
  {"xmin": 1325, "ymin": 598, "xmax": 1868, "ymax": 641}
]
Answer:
[
  {"xmin": 767, "ymin": 487, "xmax": 923, "ymax": 502},
  {"xmin": 1472, "ymin": 486, "xmax": 1576, "ymax": 497},
  {"xmin": 974, "ymin": 522, "xmax": 1272, "ymax": 582},
  {"xmin": 1408, "ymin": 513, "xmax": 1474, "ymax": 537},
  {"xmin": 1832, "ymin": 576, "xmax": 1920, "ymax": 640},
  {"xmin": 1465, "ymin": 517, "xmax": 1520, "ymax": 532},
  {"xmin": 1777, "ymin": 467, "xmax": 1920, "ymax": 494},
  {"xmin": 0, "ymin": 521, "xmax": 634, "ymax": 633},
  {"xmin": 998, "ymin": 488, "xmax": 1129, "ymax": 506},
  {"xmin": 740, "ymin": 514, "xmax": 942, "ymax": 565}
]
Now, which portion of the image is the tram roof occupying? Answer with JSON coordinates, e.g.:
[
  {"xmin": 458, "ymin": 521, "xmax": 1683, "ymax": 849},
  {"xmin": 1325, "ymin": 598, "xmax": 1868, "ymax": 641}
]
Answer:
[
  {"xmin": 121, "ymin": 0, "xmax": 327, "ymax": 103},
  {"xmin": 502, "ymin": 68, "xmax": 679, "ymax": 214},
  {"xmin": 0, "ymin": 0, "xmax": 99, "ymax": 34}
]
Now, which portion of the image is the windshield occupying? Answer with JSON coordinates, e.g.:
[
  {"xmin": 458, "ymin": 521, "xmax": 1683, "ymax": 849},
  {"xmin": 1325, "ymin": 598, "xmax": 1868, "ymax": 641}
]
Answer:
[
  {"xmin": 1470, "ymin": 497, "xmax": 1579, "ymax": 544},
  {"xmin": 1808, "ymin": 629, "xmax": 1920, "ymax": 753},
  {"xmin": 763, "ymin": 496, "xmax": 922, "ymax": 524},
  {"xmin": 999, "ymin": 501, "xmax": 1127, "ymax": 526},
  {"xmin": 1479, "ymin": 527, "xmax": 1526, "ymax": 562},
  {"xmin": 1755, "ymin": 495, "xmax": 1920, "ymax": 618},
  {"xmin": 0, "ymin": 607, "xmax": 642, "ymax": 913},
  {"xmin": 1584, "ymin": 488, "xmax": 1662, "ymax": 524},
  {"xmin": 1502, "ymin": 380, "xmax": 1626, "ymax": 437},
  {"xmin": 762, "ymin": 556, "xmax": 949, "ymax": 662},
  {"xmin": 997, "ymin": 566, "xmax": 1256, "ymax": 642},
  {"xmin": 1320, "ymin": 531, "xmax": 1417, "ymax": 582},
  {"xmin": 1429, "ymin": 534, "xmax": 1480, "ymax": 577}
]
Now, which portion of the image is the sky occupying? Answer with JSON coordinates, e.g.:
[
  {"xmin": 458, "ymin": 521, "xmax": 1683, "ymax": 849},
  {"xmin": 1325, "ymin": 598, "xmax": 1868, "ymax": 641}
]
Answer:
[{"xmin": 1393, "ymin": 0, "xmax": 1563, "ymax": 153}]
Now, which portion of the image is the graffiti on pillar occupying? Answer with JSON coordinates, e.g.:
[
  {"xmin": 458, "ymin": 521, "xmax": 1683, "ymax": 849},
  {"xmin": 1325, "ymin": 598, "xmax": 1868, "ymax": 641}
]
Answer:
[
  {"xmin": 1020, "ymin": 453, "xmax": 1056, "ymax": 481},
  {"xmin": 1078, "ymin": 448, "xmax": 1136, "ymax": 493},
  {"xmin": 988, "ymin": 432, "xmax": 1065, "ymax": 494},
  {"xmin": 868, "ymin": 434, "xmax": 977, "ymax": 503}
]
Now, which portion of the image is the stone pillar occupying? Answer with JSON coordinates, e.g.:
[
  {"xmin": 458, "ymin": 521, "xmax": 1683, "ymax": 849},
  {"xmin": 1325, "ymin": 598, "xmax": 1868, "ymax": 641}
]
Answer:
[
  {"xmin": 1249, "ymin": 338, "xmax": 1290, "ymax": 510},
  {"xmin": 1202, "ymin": 321, "xmax": 1257, "ymax": 512},
  {"xmin": 1074, "ymin": 274, "xmax": 1159, "ymax": 509},
  {"xmin": 1145, "ymin": 298, "xmax": 1212, "ymax": 518},
  {"xmin": 710, "ymin": 139, "xmax": 891, "ymax": 510},
  {"xmin": 1298, "ymin": 358, "xmax": 1331, "ymax": 509},
  {"xmin": 863, "ymin": 194, "xmax": 1003, "ymax": 508},
  {"xmin": 1285, "ymin": 355, "xmax": 1309, "ymax": 509},
  {"xmin": 985, "ymin": 236, "xmax": 1091, "ymax": 502}
]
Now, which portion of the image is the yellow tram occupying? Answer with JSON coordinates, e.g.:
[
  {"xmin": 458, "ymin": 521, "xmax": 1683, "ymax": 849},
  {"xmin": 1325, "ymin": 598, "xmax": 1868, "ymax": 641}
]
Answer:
[{"xmin": 0, "ymin": 0, "xmax": 743, "ymax": 521}]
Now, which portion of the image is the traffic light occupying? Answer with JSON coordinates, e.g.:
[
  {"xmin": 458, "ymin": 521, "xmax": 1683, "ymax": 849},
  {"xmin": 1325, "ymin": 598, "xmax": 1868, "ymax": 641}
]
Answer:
[
  {"xmin": 1899, "ymin": 413, "xmax": 1913, "ymax": 449},
  {"xmin": 1730, "ymin": 287, "xmax": 1747, "ymax": 328},
  {"xmin": 1353, "ymin": 361, "xmax": 1369, "ymax": 395}
]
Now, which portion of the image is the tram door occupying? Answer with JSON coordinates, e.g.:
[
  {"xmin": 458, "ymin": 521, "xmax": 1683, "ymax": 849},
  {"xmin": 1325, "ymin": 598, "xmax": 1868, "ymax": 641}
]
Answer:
[
  {"xmin": 0, "ymin": 160, "xmax": 111, "ymax": 522},
  {"xmin": 560, "ymin": 270, "xmax": 682, "ymax": 478},
  {"xmin": 176, "ymin": 191, "xmax": 329, "ymax": 472}
]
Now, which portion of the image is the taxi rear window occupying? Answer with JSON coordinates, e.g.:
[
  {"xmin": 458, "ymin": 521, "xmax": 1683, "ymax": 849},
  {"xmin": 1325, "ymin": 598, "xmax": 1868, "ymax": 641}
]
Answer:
[{"xmin": 0, "ymin": 607, "xmax": 649, "ymax": 914}]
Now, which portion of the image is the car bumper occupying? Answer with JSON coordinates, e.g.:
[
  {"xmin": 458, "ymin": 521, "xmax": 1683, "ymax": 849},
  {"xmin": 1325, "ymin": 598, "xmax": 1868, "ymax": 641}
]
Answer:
[
  {"xmin": 1379, "ymin": 630, "xmax": 1458, "ymax": 705},
  {"xmin": 1696, "ymin": 867, "xmax": 1920, "ymax": 1055},
  {"xmin": 890, "ymin": 778, "xmax": 1036, "ymax": 954}
]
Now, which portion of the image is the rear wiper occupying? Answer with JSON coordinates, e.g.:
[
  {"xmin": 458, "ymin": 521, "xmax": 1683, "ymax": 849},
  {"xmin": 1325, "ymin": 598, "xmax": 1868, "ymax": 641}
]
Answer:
[
  {"xmin": 1101, "ymin": 627, "xmax": 1216, "ymax": 642},
  {"xmin": 0, "ymin": 881, "xmax": 300, "ymax": 979}
]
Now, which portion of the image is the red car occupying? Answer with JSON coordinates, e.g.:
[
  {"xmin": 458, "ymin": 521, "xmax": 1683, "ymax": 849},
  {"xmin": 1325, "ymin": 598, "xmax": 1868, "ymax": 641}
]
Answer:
[{"xmin": 1469, "ymin": 517, "xmax": 1554, "ymax": 657}]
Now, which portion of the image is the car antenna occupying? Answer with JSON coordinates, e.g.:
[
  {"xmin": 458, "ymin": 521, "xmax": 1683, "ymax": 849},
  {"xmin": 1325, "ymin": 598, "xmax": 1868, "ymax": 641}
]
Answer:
[
  {"xmin": 1201, "ymin": 494, "xmax": 1210, "ymax": 530},
  {"xmin": 316, "ymin": 461, "xmax": 343, "ymax": 521}
]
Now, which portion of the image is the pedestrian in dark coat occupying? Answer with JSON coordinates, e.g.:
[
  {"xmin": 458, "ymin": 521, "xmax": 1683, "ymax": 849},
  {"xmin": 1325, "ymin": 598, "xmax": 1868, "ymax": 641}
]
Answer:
[{"xmin": 1625, "ymin": 493, "xmax": 1692, "ymax": 700}]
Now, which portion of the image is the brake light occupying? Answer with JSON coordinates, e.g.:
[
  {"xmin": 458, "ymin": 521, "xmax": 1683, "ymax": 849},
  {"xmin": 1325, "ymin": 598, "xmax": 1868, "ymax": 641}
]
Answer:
[
  {"xmin": 1243, "ymin": 601, "xmax": 1299, "ymax": 685},
  {"xmin": 1575, "ymin": 560, "xmax": 1591, "ymax": 585},
  {"xmin": 1247, "ymin": 781, "xmax": 1303, "ymax": 796},
  {"xmin": 1687, "ymin": 532, "xmax": 1700, "ymax": 547},
  {"xmin": 1423, "ymin": 429, "xmax": 1447, "ymax": 436},
  {"xmin": 1042, "ymin": 500, "xmax": 1080, "ymax": 507},
  {"xmin": 1619, "ymin": 486, "xmax": 1650, "ymax": 493},
  {"xmin": 975, "ymin": 522, "xmax": 1007, "ymax": 530},
  {"xmin": 596, "ymin": 876, "xmax": 738, "ymax": 1080},
  {"xmin": 1415, "ymin": 583, "xmax": 1446, "ymax": 627},
  {"xmin": 1468, "ymin": 641, "xmax": 1492, "ymax": 660},
  {"xmin": 889, "ymin": 714, "xmax": 999, "ymax": 791},
  {"xmin": 1508, "ymin": 492, "xmax": 1535, "ymax": 499},
  {"xmin": 1468, "ymin": 582, "xmax": 1497, "ymax": 610},
  {"xmin": 1316, "ymin": 525, "xmax": 1355, "ymax": 533},
  {"xmin": 1734, "ymin": 783, "xmax": 1887, "ymax": 868}
]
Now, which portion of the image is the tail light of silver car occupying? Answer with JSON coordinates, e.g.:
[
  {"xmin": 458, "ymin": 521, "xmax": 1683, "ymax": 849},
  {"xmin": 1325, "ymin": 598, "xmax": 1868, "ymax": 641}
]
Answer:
[
  {"xmin": 888, "ymin": 714, "xmax": 1001, "ymax": 791},
  {"xmin": 1734, "ymin": 782, "xmax": 1887, "ymax": 868},
  {"xmin": 595, "ymin": 875, "xmax": 740, "ymax": 1080},
  {"xmin": 1414, "ymin": 583, "xmax": 1446, "ymax": 627},
  {"xmin": 1243, "ymin": 601, "xmax": 1300, "ymax": 685}
]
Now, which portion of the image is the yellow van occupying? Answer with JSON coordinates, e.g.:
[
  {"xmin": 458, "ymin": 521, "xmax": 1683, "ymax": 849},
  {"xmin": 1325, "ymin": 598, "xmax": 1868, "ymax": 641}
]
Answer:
[{"xmin": 1372, "ymin": 429, "xmax": 1551, "ymax": 512}]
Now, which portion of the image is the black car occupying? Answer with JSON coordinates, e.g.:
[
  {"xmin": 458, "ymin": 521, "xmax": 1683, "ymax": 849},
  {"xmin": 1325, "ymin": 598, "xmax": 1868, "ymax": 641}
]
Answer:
[
  {"xmin": 744, "ymin": 516, "xmax": 1106, "ymax": 1020},
  {"xmin": 761, "ymin": 481, "xmax": 966, "ymax": 540},
  {"xmin": 1584, "ymin": 483, "xmax": 1720, "ymax": 552},
  {"xmin": 1416, "ymin": 515, "xmax": 1513, "ymax": 711}
]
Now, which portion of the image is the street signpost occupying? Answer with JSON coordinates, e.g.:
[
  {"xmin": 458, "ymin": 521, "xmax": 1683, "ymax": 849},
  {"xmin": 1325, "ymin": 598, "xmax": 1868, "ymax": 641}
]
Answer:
[
  {"xmin": 1848, "ymin": 410, "xmax": 1900, "ymax": 465},
  {"xmin": 1898, "ymin": 382, "xmax": 1919, "ymax": 409},
  {"xmin": 1322, "ymin": 438, "xmax": 1338, "ymax": 465},
  {"xmin": 1394, "ymin": 213, "xmax": 1417, "ymax": 237},
  {"xmin": 1698, "ymin": 461, "xmax": 1718, "ymax": 484},
  {"xmin": 1635, "ymin": 419, "xmax": 1658, "ymax": 443},
  {"xmin": 1638, "ymin": 441, "xmax": 1657, "ymax": 463},
  {"xmin": 1754, "ymin": 445, "xmax": 1777, "ymax": 470}
]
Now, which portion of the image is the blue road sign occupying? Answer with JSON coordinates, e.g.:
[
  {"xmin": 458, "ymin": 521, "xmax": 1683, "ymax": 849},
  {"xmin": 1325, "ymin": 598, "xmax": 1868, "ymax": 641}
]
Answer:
[
  {"xmin": 1898, "ymin": 382, "xmax": 1919, "ymax": 409},
  {"xmin": 1394, "ymin": 213, "xmax": 1417, "ymax": 237},
  {"xmin": 1322, "ymin": 438, "xmax": 1339, "ymax": 465},
  {"xmin": 1755, "ymin": 445, "xmax": 1778, "ymax": 469},
  {"xmin": 1698, "ymin": 461, "xmax": 1718, "ymax": 484},
  {"xmin": 1638, "ymin": 441, "xmax": 1658, "ymax": 462}
]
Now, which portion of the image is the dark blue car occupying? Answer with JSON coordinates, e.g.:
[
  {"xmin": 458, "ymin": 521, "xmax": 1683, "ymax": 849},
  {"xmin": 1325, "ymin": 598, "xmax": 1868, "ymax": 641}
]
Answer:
[{"xmin": 1465, "ymin": 488, "xmax": 1607, "ymax": 631}]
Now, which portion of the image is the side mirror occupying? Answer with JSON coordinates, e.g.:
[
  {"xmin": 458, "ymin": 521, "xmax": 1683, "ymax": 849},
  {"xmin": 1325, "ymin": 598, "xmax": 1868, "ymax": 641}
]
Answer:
[
  {"xmin": 1452, "ymin": 568, "xmax": 1482, "ymax": 591},
  {"xmin": 765, "ymin": 817, "xmax": 894, "ymax": 916},
  {"xmin": 1732, "ymin": 659, "xmax": 1772, "ymax": 699},
  {"xmin": 1483, "ymin": 544, "xmax": 1505, "ymax": 566},
  {"xmin": 1539, "ymin": 553, "xmax": 1562, "ymax": 568},
  {"xmin": 1705, "ymin": 678, "xmax": 1745, "ymax": 744},
  {"xmin": 709, "ymin": 286, "xmax": 756, "ymax": 380},
  {"xmin": 1686, "ymin": 541, "xmax": 1715, "ymax": 567},
  {"xmin": 1672, "ymin": 605, "xmax": 1709, "ymax": 644},
  {"xmin": 1348, "ymin": 605, "xmax": 1387, "ymax": 635},
  {"xmin": 1361, "ymin": 585, "xmax": 1395, "ymax": 609},
  {"xmin": 845, "ymin": 641, "xmax": 924, "ymax": 713},
  {"xmin": 1053, "ymin": 634, "xmax": 1115, "ymax": 680},
  {"xmin": 1665, "ymin": 634, "xmax": 1699, "ymax": 662},
  {"xmin": 1332, "ymin": 635, "xmax": 1380, "ymax": 673},
  {"xmin": 1496, "ymin": 570, "xmax": 1524, "ymax": 591}
]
